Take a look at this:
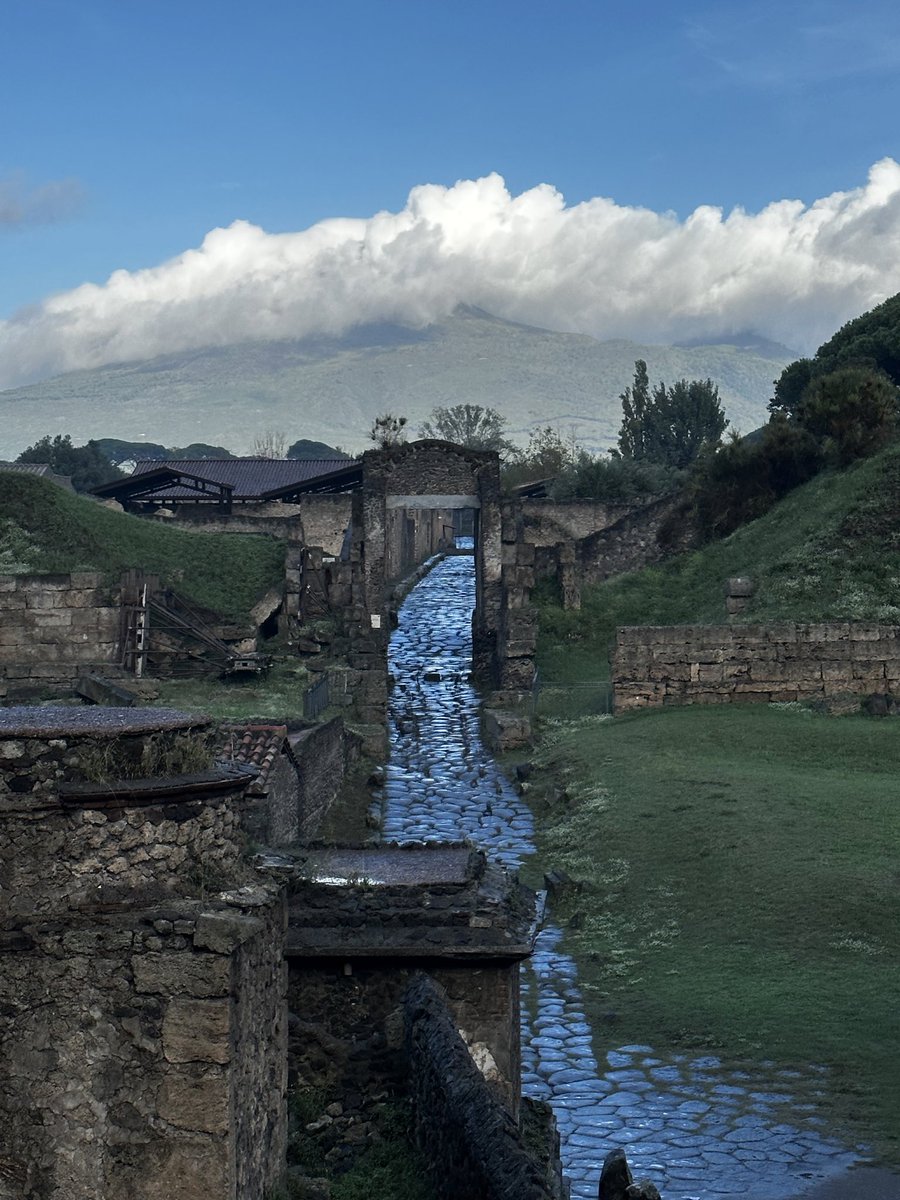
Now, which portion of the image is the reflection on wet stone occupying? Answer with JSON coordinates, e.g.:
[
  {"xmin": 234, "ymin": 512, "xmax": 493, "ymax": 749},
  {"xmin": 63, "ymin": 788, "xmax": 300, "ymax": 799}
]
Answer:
[{"xmin": 384, "ymin": 553, "xmax": 863, "ymax": 1200}]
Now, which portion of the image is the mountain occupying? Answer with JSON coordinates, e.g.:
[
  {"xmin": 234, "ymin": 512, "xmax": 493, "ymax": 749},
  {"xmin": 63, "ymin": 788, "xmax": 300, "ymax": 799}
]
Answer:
[{"xmin": 0, "ymin": 308, "xmax": 792, "ymax": 459}]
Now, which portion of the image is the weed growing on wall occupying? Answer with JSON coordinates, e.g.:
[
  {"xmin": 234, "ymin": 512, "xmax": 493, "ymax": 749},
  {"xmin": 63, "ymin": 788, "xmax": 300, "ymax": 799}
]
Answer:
[{"xmin": 77, "ymin": 729, "xmax": 215, "ymax": 782}]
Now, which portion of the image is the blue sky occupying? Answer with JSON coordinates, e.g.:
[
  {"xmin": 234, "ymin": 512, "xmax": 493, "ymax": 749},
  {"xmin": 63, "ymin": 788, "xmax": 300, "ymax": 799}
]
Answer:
[{"xmin": 2, "ymin": 0, "xmax": 900, "ymax": 383}]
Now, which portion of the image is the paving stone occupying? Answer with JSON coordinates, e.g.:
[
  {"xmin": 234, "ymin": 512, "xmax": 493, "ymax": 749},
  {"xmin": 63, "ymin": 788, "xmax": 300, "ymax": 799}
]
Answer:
[{"xmin": 384, "ymin": 554, "xmax": 866, "ymax": 1200}]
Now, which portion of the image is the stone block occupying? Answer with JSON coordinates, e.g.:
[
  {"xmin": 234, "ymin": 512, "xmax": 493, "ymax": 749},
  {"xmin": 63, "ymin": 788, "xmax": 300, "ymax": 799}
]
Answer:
[
  {"xmin": 24, "ymin": 591, "xmax": 66, "ymax": 610},
  {"xmin": 133, "ymin": 952, "xmax": 231, "ymax": 998},
  {"xmin": 162, "ymin": 998, "xmax": 232, "ymax": 1063},
  {"xmin": 194, "ymin": 911, "xmax": 264, "ymax": 955},
  {"xmin": 20, "ymin": 575, "xmax": 68, "ymax": 591},
  {"xmin": 70, "ymin": 571, "xmax": 104, "ymax": 588},
  {"xmin": 849, "ymin": 622, "xmax": 883, "ymax": 641},
  {"xmin": 114, "ymin": 1137, "xmax": 229, "ymax": 1200},
  {"xmin": 156, "ymin": 1070, "xmax": 229, "ymax": 1133},
  {"xmin": 482, "ymin": 709, "xmax": 532, "ymax": 752}
]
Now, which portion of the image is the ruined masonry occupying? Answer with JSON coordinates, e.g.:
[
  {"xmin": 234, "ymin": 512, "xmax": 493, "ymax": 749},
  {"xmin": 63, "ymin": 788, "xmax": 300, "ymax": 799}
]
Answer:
[{"xmin": 0, "ymin": 707, "xmax": 287, "ymax": 1200}]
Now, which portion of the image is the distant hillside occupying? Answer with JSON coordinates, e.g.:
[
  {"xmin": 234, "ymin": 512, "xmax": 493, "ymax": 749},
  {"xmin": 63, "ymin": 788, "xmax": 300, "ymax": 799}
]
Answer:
[
  {"xmin": 0, "ymin": 474, "xmax": 284, "ymax": 622},
  {"xmin": 0, "ymin": 308, "xmax": 791, "ymax": 459}
]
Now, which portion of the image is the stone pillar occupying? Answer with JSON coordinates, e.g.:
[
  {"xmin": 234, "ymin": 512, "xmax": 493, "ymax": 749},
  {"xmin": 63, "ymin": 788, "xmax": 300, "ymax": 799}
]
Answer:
[{"xmin": 725, "ymin": 576, "xmax": 754, "ymax": 618}]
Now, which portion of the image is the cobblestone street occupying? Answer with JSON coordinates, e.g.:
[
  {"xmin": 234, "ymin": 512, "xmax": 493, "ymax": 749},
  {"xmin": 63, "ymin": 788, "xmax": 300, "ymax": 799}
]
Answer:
[{"xmin": 378, "ymin": 553, "xmax": 871, "ymax": 1200}]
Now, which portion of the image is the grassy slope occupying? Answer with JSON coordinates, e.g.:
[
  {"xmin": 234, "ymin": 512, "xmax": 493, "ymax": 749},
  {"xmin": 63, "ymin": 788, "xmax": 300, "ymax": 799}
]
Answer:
[
  {"xmin": 536, "ymin": 442, "xmax": 900, "ymax": 682},
  {"xmin": 529, "ymin": 446, "xmax": 900, "ymax": 1159},
  {"xmin": 0, "ymin": 474, "xmax": 285, "ymax": 622},
  {"xmin": 529, "ymin": 705, "xmax": 900, "ymax": 1160}
]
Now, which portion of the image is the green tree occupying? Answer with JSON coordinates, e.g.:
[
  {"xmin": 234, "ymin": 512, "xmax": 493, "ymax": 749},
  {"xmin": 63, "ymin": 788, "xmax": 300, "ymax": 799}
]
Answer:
[
  {"xmin": 794, "ymin": 367, "xmax": 898, "ymax": 465},
  {"xmin": 369, "ymin": 413, "xmax": 408, "ymax": 449},
  {"xmin": 419, "ymin": 404, "xmax": 514, "ymax": 456},
  {"xmin": 617, "ymin": 359, "xmax": 652, "ymax": 460},
  {"xmin": 501, "ymin": 425, "xmax": 581, "ymax": 491},
  {"xmin": 617, "ymin": 361, "xmax": 728, "ymax": 469},
  {"xmin": 16, "ymin": 434, "xmax": 124, "ymax": 493}
]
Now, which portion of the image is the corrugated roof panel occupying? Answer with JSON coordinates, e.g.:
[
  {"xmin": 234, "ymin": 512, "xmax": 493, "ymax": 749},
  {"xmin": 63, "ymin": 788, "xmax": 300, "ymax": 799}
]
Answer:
[{"xmin": 130, "ymin": 457, "xmax": 355, "ymax": 501}]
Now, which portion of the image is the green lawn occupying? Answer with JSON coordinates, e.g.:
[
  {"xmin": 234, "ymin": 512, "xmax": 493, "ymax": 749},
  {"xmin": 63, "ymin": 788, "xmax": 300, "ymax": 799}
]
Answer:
[
  {"xmin": 528, "ymin": 703, "xmax": 900, "ymax": 1161},
  {"xmin": 152, "ymin": 661, "xmax": 312, "ymax": 721}
]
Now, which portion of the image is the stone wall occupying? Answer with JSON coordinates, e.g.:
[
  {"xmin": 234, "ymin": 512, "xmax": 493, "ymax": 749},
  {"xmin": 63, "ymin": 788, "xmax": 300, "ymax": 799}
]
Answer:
[
  {"xmin": 0, "ymin": 707, "xmax": 288, "ymax": 1200},
  {"xmin": 289, "ymin": 716, "xmax": 353, "ymax": 841},
  {"xmin": 0, "ymin": 892, "xmax": 286, "ymax": 1200},
  {"xmin": 287, "ymin": 957, "xmax": 520, "ymax": 1107},
  {"xmin": 500, "ymin": 501, "xmax": 538, "ymax": 691},
  {"xmin": 0, "ymin": 572, "xmax": 119, "ymax": 699},
  {"xmin": 0, "ymin": 711, "xmax": 244, "ymax": 917},
  {"xmin": 280, "ymin": 845, "xmax": 533, "ymax": 1117},
  {"xmin": 404, "ymin": 974, "xmax": 562, "ymax": 1200},
  {"xmin": 575, "ymin": 495, "xmax": 685, "ymax": 584},
  {"xmin": 613, "ymin": 621, "xmax": 900, "ymax": 711},
  {"xmin": 522, "ymin": 498, "xmax": 647, "ymax": 546},
  {"xmin": 150, "ymin": 496, "xmax": 351, "ymax": 557},
  {"xmin": 385, "ymin": 505, "xmax": 455, "ymax": 583}
]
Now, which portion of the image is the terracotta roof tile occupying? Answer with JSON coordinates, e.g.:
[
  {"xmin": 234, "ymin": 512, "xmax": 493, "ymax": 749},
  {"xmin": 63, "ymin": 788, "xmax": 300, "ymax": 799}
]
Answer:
[{"xmin": 217, "ymin": 724, "xmax": 290, "ymax": 794}]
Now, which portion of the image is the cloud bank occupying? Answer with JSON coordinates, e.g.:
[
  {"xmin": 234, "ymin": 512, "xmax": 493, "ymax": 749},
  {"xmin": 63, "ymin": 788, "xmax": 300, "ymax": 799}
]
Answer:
[{"xmin": 3, "ymin": 161, "xmax": 900, "ymax": 389}]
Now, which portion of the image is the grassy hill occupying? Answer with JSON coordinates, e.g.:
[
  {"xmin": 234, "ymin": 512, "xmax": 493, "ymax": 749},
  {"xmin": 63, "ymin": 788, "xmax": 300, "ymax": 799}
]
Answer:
[
  {"xmin": 0, "ymin": 475, "xmax": 285, "ymax": 622},
  {"xmin": 536, "ymin": 440, "xmax": 900, "ymax": 681},
  {"xmin": 0, "ymin": 308, "xmax": 791, "ymax": 460}
]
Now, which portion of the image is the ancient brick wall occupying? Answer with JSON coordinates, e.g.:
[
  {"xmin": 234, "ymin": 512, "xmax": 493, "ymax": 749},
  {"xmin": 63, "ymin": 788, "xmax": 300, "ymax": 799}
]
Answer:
[
  {"xmin": 148, "ymin": 496, "xmax": 351, "ymax": 557},
  {"xmin": 288, "ymin": 716, "xmax": 351, "ymax": 841},
  {"xmin": 613, "ymin": 621, "xmax": 900, "ymax": 711},
  {"xmin": 287, "ymin": 958, "xmax": 521, "ymax": 1111},
  {"xmin": 500, "ymin": 502, "xmax": 538, "ymax": 690},
  {"xmin": 0, "ymin": 708, "xmax": 287, "ymax": 1200},
  {"xmin": 0, "ymin": 718, "xmax": 243, "ymax": 917},
  {"xmin": 0, "ymin": 894, "xmax": 286, "ymax": 1200},
  {"xmin": 576, "ymin": 495, "xmax": 687, "ymax": 584},
  {"xmin": 385, "ymin": 505, "xmax": 455, "ymax": 583},
  {"xmin": 0, "ymin": 572, "xmax": 119, "ymax": 699},
  {"xmin": 404, "ymin": 974, "xmax": 561, "ymax": 1200},
  {"xmin": 295, "ymin": 496, "xmax": 353, "ymax": 557}
]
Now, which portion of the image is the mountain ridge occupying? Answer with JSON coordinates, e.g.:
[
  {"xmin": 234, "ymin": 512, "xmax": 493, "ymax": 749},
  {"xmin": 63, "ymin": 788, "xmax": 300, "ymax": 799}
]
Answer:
[{"xmin": 0, "ymin": 308, "xmax": 791, "ymax": 458}]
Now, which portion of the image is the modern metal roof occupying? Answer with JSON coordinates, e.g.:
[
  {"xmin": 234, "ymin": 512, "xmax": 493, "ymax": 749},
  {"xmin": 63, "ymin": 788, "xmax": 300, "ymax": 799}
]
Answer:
[{"xmin": 115, "ymin": 456, "xmax": 356, "ymax": 502}]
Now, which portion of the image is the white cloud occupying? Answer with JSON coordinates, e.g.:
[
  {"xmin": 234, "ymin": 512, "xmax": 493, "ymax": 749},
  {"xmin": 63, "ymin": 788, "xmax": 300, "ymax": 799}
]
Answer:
[{"xmin": 2, "ymin": 162, "xmax": 900, "ymax": 389}]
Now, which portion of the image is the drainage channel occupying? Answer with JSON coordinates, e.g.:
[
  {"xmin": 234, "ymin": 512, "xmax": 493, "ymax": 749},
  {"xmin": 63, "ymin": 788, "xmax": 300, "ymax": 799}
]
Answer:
[{"xmin": 377, "ymin": 552, "xmax": 864, "ymax": 1200}]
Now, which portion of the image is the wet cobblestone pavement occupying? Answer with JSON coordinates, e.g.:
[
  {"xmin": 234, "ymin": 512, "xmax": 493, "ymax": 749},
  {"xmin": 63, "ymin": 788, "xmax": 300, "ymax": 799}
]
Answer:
[{"xmin": 378, "ymin": 554, "xmax": 867, "ymax": 1200}]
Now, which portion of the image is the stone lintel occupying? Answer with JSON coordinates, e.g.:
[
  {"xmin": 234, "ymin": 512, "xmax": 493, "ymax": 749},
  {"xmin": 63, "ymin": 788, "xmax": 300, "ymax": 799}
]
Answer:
[{"xmin": 385, "ymin": 494, "xmax": 480, "ymax": 509}]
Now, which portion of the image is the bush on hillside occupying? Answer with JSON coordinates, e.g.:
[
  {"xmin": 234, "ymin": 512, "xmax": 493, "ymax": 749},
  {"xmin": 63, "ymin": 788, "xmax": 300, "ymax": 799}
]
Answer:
[
  {"xmin": 552, "ymin": 452, "xmax": 684, "ymax": 502},
  {"xmin": 793, "ymin": 367, "xmax": 898, "ymax": 465},
  {"xmin": 677, "ymin": 419, "xmax": 824, "ymax": 543}
]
